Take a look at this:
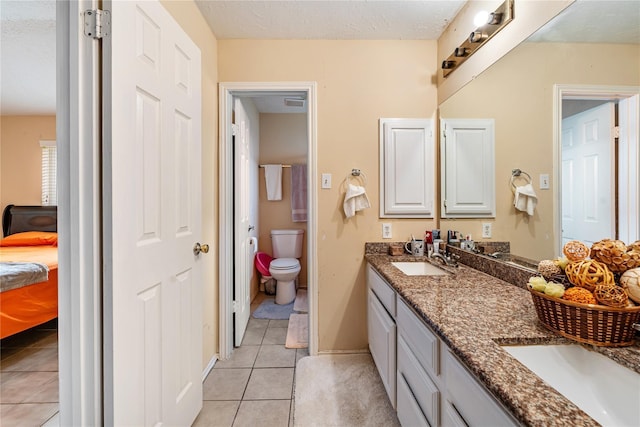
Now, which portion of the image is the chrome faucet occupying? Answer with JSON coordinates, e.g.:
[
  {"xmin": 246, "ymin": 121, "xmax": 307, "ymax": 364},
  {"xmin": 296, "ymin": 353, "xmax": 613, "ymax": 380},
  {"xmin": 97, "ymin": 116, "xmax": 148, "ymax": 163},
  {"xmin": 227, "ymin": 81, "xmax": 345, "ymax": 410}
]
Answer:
[{"xmin": 430, "ymin": 251, "xmax": 459, "ymax": 267}]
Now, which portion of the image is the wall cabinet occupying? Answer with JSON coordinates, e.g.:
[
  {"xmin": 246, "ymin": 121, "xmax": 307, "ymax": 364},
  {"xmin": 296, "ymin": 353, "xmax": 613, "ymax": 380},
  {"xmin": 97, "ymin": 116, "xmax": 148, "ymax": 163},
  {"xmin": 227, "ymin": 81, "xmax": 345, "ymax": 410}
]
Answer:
[
  {"xmin": 440, "ymin": 118, "xmax": 495, "ymax": 218},
  {"xmin": 379, "ymin": 118, "xmax": 435, "ymax": 218},
  {"xmin": 368, "ymin": 264, "xmax": 520, "ymax": 426}
]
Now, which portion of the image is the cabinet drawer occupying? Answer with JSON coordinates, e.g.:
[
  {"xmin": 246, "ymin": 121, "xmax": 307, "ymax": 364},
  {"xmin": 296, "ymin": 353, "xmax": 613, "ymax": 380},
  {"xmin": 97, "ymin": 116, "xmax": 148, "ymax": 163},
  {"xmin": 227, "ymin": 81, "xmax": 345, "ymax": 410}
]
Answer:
[
  {"xmin": 397, "ymin": 299, "xmax": 439, "ymax": 377},
  {"xmin": 398, "ymin": 335, "xmax": 440, "ymax": 427},
  {"xmin": 367, "ymin": 265, "xmax": 396, "ymax": 317},
  {"xmin": 445, "ymin": 350, "xmax": 518, "ymax": 427},
  {"xmin": 397, "ymin": 373, "xmax": 431, "ymax": 427}
]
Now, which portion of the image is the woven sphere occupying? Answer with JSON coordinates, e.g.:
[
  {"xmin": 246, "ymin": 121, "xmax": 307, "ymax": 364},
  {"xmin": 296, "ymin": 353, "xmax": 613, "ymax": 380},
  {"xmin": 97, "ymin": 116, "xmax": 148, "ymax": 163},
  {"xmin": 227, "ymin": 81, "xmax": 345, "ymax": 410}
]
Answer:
[
  {"xmin": 563, "ymin": 240, "xmax": 590, "ymax": 262},
  {"xmin": 590, "ymin": 239, "xmax": 640, "ymax": 273},
  {"xmin": 593, "ymin": 285, "xmax": 629, "ymax": 308},
  {"xmin": 620, "ymin": 267, "xmax": 640, "ymax": 304},
  {"xmin": 629, "ymin": 240, "xmax": 640, "ymax": 253},
  {"xmin": 538, "ymin": 260, "xmax": 562, "ymax": 279},
  {"xmin": 549, "ymin": 273, "xmax": 571, "ymax": 288},
  {"xmin": 565, "ymin": 259, "xmax": 615, "ymax": 292},
  {"xmin": 563, "ymin": 286, "xmax": 597, "ymax": 305}
]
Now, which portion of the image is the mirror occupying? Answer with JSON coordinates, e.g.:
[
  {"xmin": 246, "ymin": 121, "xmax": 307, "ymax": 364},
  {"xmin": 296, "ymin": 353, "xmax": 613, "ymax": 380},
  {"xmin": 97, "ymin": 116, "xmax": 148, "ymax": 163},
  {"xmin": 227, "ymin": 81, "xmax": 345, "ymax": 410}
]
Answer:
[{"xmin": 439, "ymin": 1, "xmax": 640, "ymax": 262}]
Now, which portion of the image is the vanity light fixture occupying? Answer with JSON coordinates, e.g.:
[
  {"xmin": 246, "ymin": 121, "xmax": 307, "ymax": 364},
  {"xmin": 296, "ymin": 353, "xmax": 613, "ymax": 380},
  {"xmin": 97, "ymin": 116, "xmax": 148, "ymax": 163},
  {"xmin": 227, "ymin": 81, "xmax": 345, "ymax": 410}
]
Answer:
[{"xmin": 442, "ymin": 0, "xmax": 514, "ymax": 77}]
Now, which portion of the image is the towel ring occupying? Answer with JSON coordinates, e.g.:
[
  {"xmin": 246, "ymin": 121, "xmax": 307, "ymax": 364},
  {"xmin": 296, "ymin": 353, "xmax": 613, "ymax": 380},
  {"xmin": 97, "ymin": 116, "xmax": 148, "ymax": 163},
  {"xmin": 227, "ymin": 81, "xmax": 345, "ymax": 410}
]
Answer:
[
  {"xmin": 347, "ymin": 169, "xmax": 367, "ymax": 186},
  {"xmin": 510, "ymin": 168, "xmax": 531, "ymax": 192}
]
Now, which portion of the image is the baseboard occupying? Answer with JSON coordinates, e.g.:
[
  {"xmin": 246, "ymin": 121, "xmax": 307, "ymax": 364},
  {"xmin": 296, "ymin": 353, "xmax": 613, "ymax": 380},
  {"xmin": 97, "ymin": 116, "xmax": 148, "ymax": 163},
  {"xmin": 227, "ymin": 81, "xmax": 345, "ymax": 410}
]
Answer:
[
  {"xmin": 316, "ymin": 349, "xmax": 370, "ymax": 355},
  {"xmin": 202, "ymin": 354, "xmax": 218, "ymax": 382}
]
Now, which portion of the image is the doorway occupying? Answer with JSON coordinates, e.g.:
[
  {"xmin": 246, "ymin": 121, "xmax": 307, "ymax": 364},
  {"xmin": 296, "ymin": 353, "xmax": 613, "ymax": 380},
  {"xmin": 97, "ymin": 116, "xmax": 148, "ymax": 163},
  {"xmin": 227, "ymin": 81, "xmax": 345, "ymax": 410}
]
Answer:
[
  {"xmin": 219, "ymin": 82, "xmax": 318, "ymax": 360},
  {"xmin": 555, "ymin": 84, "xmax": 640, "ymax": 253}
]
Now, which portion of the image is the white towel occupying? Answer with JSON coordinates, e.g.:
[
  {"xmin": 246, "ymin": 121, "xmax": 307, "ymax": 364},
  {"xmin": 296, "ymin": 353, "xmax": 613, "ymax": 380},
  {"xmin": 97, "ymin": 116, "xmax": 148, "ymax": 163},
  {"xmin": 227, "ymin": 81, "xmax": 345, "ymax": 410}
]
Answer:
[
  {"xmin": 264, "ymin": 164, "xmax": 282, "ymax": 201},
  {"xmin": 514, "ymin": 183, "xmax": 538, "ymax": 216},
  {"xmin": 343, "ymin": 184, "xmax": 371, "ymax": 218}
]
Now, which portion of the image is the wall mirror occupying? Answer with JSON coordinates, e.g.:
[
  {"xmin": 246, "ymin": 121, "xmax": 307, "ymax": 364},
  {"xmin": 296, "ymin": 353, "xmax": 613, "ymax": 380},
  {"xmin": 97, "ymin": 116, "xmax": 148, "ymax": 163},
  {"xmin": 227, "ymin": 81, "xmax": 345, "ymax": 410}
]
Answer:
[{"xmin": 438, "ymin": 1, "xmax": 640, "ymax": 262}]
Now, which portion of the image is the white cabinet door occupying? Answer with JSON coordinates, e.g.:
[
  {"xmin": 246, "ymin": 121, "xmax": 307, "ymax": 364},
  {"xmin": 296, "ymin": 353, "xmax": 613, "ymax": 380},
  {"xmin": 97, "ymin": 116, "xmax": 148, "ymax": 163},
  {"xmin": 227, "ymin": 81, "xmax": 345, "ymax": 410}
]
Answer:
[
  {"xmin": 380, "ymin": 118, "xmax": 435, "ymax": 218},
  {"xmin": 368, "ymin": 289, "xmax": 397, "ymax": 408},
  {"xmin": 441, "ymin": 119, "xmax": 495, "ymax": 218}
]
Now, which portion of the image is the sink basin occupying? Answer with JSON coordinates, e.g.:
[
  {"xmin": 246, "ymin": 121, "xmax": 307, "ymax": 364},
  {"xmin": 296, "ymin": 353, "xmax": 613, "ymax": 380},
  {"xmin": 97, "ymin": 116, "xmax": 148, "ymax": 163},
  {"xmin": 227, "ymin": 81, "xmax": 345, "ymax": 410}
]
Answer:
[
  {"xmin": 503, "ymin": 344, "xmax": 640, "ymax": 426},
  {"xmin": 391, "ymin": 262, "xmax": 448, "ymax": 276}
]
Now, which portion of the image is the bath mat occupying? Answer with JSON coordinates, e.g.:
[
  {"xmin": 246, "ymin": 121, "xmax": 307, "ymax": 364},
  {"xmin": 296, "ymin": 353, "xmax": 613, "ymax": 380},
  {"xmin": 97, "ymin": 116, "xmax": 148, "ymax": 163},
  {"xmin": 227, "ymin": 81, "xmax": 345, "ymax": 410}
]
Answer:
[
  {"xmin": 285, "ymin": 313, "xmax": 308, "ymax": 349},
  {"xmin": 252, "ymin": 298, "xmax": 294, "ymax": 320},
  {"xmin": 293, "ymin": 288, "xmax": 308, "ymax": 313}
]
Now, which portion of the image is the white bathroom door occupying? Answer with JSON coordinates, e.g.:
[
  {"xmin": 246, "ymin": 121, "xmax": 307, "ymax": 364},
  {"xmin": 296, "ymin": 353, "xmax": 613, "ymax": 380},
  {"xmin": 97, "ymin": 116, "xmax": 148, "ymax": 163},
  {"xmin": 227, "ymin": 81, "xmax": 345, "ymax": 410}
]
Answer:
[
  {"xmin": 104, "ymin": 0, "xmax": 203, "ymax": 425},
  {"xmin": 561, "ymin": 102, "xmax": 615, "ymax": 246},
  {"xmin": 233, "ymin": 98, "xmax": 256, "ymax": 346}
]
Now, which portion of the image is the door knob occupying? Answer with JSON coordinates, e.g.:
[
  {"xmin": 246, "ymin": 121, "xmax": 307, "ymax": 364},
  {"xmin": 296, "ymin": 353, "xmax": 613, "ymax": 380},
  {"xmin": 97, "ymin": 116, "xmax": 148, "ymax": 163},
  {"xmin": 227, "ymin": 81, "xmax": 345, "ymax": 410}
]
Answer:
[
  {"xmin": 248, "ymin": 225, "xmax": 255, "ymax": 232},
  {"xmin": 193, "ymin": 242, "xmax": 209, "ymax": 255}
]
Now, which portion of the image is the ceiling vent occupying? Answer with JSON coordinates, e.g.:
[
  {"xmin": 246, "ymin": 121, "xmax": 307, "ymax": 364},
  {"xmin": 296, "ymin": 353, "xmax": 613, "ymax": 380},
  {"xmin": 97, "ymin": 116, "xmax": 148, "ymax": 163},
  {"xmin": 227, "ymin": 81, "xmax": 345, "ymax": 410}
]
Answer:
[{"xmin": 284, "ymin": 98, "xmax": 305, "ymax": 107}]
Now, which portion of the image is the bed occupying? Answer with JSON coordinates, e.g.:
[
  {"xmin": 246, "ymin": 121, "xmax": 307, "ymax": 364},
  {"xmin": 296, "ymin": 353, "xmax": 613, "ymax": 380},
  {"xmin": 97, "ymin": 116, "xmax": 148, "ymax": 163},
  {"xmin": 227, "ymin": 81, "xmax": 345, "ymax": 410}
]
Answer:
[{"xmin": 0, "ymin": 205, "xmax": 58, "ymax": 339}]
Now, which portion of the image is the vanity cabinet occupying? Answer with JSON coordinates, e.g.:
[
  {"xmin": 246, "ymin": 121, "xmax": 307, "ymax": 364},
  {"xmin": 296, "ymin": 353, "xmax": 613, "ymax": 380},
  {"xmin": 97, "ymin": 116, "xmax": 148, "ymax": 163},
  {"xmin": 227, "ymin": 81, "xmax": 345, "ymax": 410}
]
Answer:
[
  {"xmin": 367, "ymin": 263, "xmax": 520, "ymax": 426},
  {"xmin": 367, "ymin": 265, "xmax": 397, "ymax": 408}
]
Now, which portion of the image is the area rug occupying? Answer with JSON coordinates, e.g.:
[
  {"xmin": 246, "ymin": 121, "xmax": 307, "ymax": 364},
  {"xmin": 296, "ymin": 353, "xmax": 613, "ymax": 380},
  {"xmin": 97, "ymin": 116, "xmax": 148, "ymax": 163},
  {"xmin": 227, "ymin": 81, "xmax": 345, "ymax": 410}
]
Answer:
[
  {"xmin": 293, "ymin": 288, "xmax": 308, "ymax": 313},
  {"xmin": 293, "ymin": 353, "xmax": 400, "ymax": 426},
  {"xmin": 251, "ymin": 297, "xmax": 294, "ymax": 320},
  {"xmin": 285, "ymin": 313, "xmax": 308, "ymax": 349}
]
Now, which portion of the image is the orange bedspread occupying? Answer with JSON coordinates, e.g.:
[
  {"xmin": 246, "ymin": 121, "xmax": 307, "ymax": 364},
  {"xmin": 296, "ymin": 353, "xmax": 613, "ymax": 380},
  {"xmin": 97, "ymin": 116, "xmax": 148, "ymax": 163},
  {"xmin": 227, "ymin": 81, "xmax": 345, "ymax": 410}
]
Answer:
[{"xmin": 0, "ymin": 246, "xmax": 58, "ymax": 339}]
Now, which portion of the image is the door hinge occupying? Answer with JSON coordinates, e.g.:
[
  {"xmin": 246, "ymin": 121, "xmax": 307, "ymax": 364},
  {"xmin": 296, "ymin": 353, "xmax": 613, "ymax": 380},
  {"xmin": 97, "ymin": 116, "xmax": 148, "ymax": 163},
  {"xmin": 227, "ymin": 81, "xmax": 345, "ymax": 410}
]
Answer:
[
  {"xmin": 84, "ymin": 9, "xmax": 111, "ymax": 39},
  {"xmin": 613, "ymin": 126, "xmax": 620, "ymax": 138},
  {"xmin": 231, "ymin": 124, "xmax": 239, "ymax": 136},
  {"xmin": 232, "ymin": 300, "xmax": 238, "ymax": 312}
]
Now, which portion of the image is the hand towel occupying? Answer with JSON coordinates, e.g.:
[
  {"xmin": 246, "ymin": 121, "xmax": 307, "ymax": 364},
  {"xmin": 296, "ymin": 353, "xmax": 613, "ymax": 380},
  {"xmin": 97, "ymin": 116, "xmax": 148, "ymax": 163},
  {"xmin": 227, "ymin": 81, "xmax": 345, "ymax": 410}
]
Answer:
[
  {"xmin": 343, "ymin": 183, "xmax": 371, "ymax": 218},
  {"xmin": 514, "ymin": 183, "xmax": 538, "ymax": 216},
  {"xmin": 291, "ymin": 164, "xmax": 307, "ymax": 222},
  {"xmin": 264, "ymin": 164, "xmax": 282, "ymax": 201}
]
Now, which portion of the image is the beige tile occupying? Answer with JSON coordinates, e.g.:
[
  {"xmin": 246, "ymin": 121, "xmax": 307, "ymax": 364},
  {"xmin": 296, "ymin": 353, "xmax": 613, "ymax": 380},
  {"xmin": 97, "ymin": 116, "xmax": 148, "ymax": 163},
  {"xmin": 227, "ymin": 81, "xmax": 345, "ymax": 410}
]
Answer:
[
  {"xmin": 1, "ymin": 347, "xmax": 58, "ymax": 372},
  {"xmin": 192, "ymin": 400, "xmax": 239, "ymax": 427},
  {"xmin": 295, "ymin": 348, "xmax": 309, "ymax": 365},
  {"xmin": 241, "ymin": 328, "xmax": 265, "ymax": 346},
  {"xmin": 233, "ymin": 400, "xmax": 290, "ymax": 427},
  {"xmin": 0, "ymin": 371, "xmax": 58, "ymax": 404},
  {"xmin": 247, "ymin": 318, "xmax": 269, "ymax": 331},
  {"xmin": 244, "ymin": 368, "xmax": 294, "ymax": 400},
  {"xmin": 262, "ymin": 328, "xmax": 288, "ymax": 345},
  {"xmin": 42, "ymin": 411, "xmax": 60, "ymax": 426},
  {"xmin": 203, "ymin": 369, "xmax": 251, "ymax": 401},
  {"xmin": 268, "ymin": 319, "xmax": 290, "ymax": 329},
  {"xmin": 0, "ymin": 403, "xmax": 59, "ymax": 426},
  {"xmin": 28, "ymin": 331, "xmax": 58, "ymax": 349},
  {"xmin": 254, "ymin": 345, "xmax": 296, "ymax": 368},
  {"xmin": 215, "ymin": 346, "xmax": 259, "ymax": 369}
]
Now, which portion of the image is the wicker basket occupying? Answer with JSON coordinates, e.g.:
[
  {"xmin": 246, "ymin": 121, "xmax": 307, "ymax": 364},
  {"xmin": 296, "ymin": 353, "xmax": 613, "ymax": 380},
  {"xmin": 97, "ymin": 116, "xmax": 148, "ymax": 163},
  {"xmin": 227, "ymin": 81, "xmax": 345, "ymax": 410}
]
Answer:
[{"xmin": 528, "ymin": 286, "xmax": 640, "ymax": 347}]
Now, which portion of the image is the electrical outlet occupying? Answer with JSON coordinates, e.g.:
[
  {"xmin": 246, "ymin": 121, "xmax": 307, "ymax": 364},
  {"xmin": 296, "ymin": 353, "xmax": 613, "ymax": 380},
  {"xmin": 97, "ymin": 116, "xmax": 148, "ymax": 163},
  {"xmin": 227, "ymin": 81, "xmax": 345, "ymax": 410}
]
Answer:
[
  {"xmin": 321, "ymin": 173, "xmax": 332, "ymax": 189},
  {"xmin": 482, "ymin": 223, "xmax": 492, "ymax": 238},
  {"xmin": 382, "ymin": 223, "xmax": 392, "ymax": 239}
]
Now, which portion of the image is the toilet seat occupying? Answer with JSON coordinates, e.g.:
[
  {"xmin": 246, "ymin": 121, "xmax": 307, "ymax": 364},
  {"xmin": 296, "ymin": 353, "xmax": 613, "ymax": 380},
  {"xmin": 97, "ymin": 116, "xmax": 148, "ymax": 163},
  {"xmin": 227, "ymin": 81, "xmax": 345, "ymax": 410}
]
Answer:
[{"xmin": 269, "ymin": 258, "xmax": 300, "ymax": 270}]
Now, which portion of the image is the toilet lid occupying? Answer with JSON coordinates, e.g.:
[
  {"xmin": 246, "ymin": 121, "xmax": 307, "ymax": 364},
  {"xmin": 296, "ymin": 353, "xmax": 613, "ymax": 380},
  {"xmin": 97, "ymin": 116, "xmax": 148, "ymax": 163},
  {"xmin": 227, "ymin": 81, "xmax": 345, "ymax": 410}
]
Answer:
[{"xmin": 269, "ymin": 258, "xmax": 300, "ymax": 270}]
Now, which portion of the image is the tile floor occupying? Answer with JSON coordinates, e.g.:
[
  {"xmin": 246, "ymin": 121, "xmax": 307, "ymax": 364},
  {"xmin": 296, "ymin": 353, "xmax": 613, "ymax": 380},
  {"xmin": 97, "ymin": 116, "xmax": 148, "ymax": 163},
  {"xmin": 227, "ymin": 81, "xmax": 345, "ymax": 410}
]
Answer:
[
  {"xmin": 0, "ymin": 293, "xmax": 306, "ymax": 426},
  {"xmin": 0, "ymin": 320, "xmax": 60, "ymax": 426}
]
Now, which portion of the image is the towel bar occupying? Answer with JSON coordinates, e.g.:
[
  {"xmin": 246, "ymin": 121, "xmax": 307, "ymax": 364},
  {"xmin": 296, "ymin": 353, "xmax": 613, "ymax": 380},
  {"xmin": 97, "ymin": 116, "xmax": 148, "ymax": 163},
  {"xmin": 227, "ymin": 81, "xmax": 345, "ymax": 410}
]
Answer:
[{"xmin": 510, "ymin": 168, "xmax": 532, "ymax": 191}]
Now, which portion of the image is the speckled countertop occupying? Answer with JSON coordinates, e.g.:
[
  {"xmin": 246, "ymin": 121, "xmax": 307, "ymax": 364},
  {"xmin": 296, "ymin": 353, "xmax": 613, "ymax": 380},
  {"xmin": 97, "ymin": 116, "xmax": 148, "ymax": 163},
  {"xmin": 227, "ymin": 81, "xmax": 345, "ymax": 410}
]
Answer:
[{"xmin": 365, "ymin": 244, "xmax": 640, "ymax": 427}]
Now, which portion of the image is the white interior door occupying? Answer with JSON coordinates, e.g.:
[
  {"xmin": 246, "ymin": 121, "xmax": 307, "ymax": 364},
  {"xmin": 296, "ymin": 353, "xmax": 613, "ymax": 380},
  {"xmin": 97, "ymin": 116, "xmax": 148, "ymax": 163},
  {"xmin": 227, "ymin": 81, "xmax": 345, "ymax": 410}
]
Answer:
[
  {"xmin": 233, "ymin": 98, "xmax": 258, "ymax": 346},
  {"xmin": 104, "ymin": 1, "xmax": 203, "ymax": 425},
  {"xmin": 561, "ymin": 102, "xmax": 615, "ymax": 246}
]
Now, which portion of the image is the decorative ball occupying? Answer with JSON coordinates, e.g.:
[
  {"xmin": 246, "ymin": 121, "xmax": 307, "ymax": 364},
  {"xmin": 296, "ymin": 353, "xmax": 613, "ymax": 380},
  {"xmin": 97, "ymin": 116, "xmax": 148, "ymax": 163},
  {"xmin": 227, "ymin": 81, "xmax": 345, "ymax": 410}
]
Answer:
[
  {"xmin": 563, "ymin": 240, "xmax": 590, "ymax": 262},
  {"xmin": 590, "ymin": 239, "xmax": 640, "ymax": 273},
  {"xmin": 593, "ymin": 285, "xmax": 628, "ymax": 308},
  {"xmin": 628, "ymin": 240, "xmax": 640, "ymax": 253},
  {"xmin": 565, "ymin": 259, "xmax": 615, "ymax": 292},
  {"xmin": 563, "ymin": 287, "xmax": 597, "ymax": 305},
  {"xmin": 548, "ymin": 273, "xmax": 571, "ymax": 289},
  {"xmin": 620, "ymin": 267, "xmax": 640, "ymax": 304},
  {"xmin": 538, "ymin": 260, "xmax": 562, "ymax": 279}
]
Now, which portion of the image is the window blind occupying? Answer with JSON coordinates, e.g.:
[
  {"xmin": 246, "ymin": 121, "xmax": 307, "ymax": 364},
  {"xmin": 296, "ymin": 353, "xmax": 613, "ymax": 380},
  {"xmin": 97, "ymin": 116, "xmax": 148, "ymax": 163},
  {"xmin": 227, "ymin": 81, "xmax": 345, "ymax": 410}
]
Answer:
[{"xmin": 40, "ymin": 140, "xmax": 57, "ymax": 206}]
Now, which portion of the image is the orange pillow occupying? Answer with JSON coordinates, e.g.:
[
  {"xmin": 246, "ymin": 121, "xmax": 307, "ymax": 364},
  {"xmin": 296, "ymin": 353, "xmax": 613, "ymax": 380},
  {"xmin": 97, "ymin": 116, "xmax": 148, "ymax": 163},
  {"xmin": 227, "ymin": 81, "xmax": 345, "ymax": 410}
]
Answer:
[{"xmin": 0, "ymin": 231, "xmax": 58, "ymax": 247}]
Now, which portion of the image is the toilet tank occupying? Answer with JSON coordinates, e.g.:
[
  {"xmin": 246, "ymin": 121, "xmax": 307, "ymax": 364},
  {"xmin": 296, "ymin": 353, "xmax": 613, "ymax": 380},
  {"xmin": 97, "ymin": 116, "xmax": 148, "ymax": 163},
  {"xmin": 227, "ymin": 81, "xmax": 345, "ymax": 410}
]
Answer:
[{"xmin": 271, "ymin": 229, "xmax": 304, "ymax": 258}]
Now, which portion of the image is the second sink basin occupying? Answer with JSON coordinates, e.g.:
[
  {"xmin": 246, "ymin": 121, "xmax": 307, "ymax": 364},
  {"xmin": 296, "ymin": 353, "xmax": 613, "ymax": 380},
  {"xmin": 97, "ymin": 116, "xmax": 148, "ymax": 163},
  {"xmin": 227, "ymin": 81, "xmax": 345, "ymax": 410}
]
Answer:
[{"xmin": 391, "ymin": 262, "xmax": 448, "ymax": 276}]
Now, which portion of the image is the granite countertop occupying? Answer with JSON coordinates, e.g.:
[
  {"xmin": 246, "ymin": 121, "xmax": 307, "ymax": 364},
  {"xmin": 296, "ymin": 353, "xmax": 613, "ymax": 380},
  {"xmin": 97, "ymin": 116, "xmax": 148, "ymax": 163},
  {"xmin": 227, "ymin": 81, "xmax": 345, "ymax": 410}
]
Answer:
[{"xmin": 365, "ymin": 248, "xmax": 640, "ymax": 427}]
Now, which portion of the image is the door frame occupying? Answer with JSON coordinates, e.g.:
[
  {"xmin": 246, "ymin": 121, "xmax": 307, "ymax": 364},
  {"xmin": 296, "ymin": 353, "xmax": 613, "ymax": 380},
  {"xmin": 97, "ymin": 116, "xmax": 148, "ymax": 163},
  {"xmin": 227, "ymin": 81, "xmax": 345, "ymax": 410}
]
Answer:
[
  {"xmin": 218, "ymin": 82, "xmax": 318, "ymax": 359},
  {"xmin": 553, "ymin": 84, "xmax": 640, "ymax": 255}
]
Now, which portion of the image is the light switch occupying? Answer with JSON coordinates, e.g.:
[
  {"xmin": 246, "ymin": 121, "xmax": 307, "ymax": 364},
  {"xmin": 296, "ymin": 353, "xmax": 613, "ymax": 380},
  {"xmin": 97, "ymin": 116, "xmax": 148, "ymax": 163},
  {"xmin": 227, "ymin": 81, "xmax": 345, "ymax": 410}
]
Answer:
[
  {"xmin": 321, "ymin": 173, "xmax": 332, "ymax": 189},
  {"xmin": 540, "ymin": 174, "xmax": 550, "ymax": 190}
]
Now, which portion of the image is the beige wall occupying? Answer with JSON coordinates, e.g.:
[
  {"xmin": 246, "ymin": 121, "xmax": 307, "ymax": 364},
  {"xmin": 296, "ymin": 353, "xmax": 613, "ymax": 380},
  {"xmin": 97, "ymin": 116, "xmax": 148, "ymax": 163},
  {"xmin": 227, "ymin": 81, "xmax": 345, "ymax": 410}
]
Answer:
[
  {"xmin": 219, "ymin": 40, "xmax": 440, "ymax": 351},
  {"xmin": 0, "ymin": 115, "xmax": 56, "ymax": 230},
  {"xmin": 161, "ymin": 0, "xmax": 219, "ymax": 369},
  {"xmin": 439, "ymin": 42, "xmax": 640, "ymax": 261},
  {"xmin": 258, "ymin": 113, "xmax": 308, "ymax": 296}
]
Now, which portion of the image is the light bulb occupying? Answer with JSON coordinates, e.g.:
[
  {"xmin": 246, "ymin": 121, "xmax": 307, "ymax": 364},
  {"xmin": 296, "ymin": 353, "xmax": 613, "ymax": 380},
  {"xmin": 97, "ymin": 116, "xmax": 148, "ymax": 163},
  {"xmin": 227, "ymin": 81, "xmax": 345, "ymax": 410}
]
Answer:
[{"xmin": 474, "ymin": 10, "xmax": 489, "ymax": 27}]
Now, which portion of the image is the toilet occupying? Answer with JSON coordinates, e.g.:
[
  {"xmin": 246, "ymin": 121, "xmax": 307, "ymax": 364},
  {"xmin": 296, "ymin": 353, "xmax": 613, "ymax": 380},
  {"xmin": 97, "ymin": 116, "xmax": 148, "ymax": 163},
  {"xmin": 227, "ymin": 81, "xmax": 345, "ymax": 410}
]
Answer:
[{"xmin": 269, "ymin": 229, "xmax": 304, "ymax": 305}]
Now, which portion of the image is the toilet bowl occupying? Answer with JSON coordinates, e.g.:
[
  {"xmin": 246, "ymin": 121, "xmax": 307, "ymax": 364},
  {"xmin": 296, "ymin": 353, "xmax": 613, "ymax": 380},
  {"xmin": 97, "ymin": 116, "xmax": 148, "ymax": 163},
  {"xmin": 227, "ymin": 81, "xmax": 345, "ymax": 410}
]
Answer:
[{"xmin": 269, "ymin": 258, "xmax": 300, "ymax": 305}]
